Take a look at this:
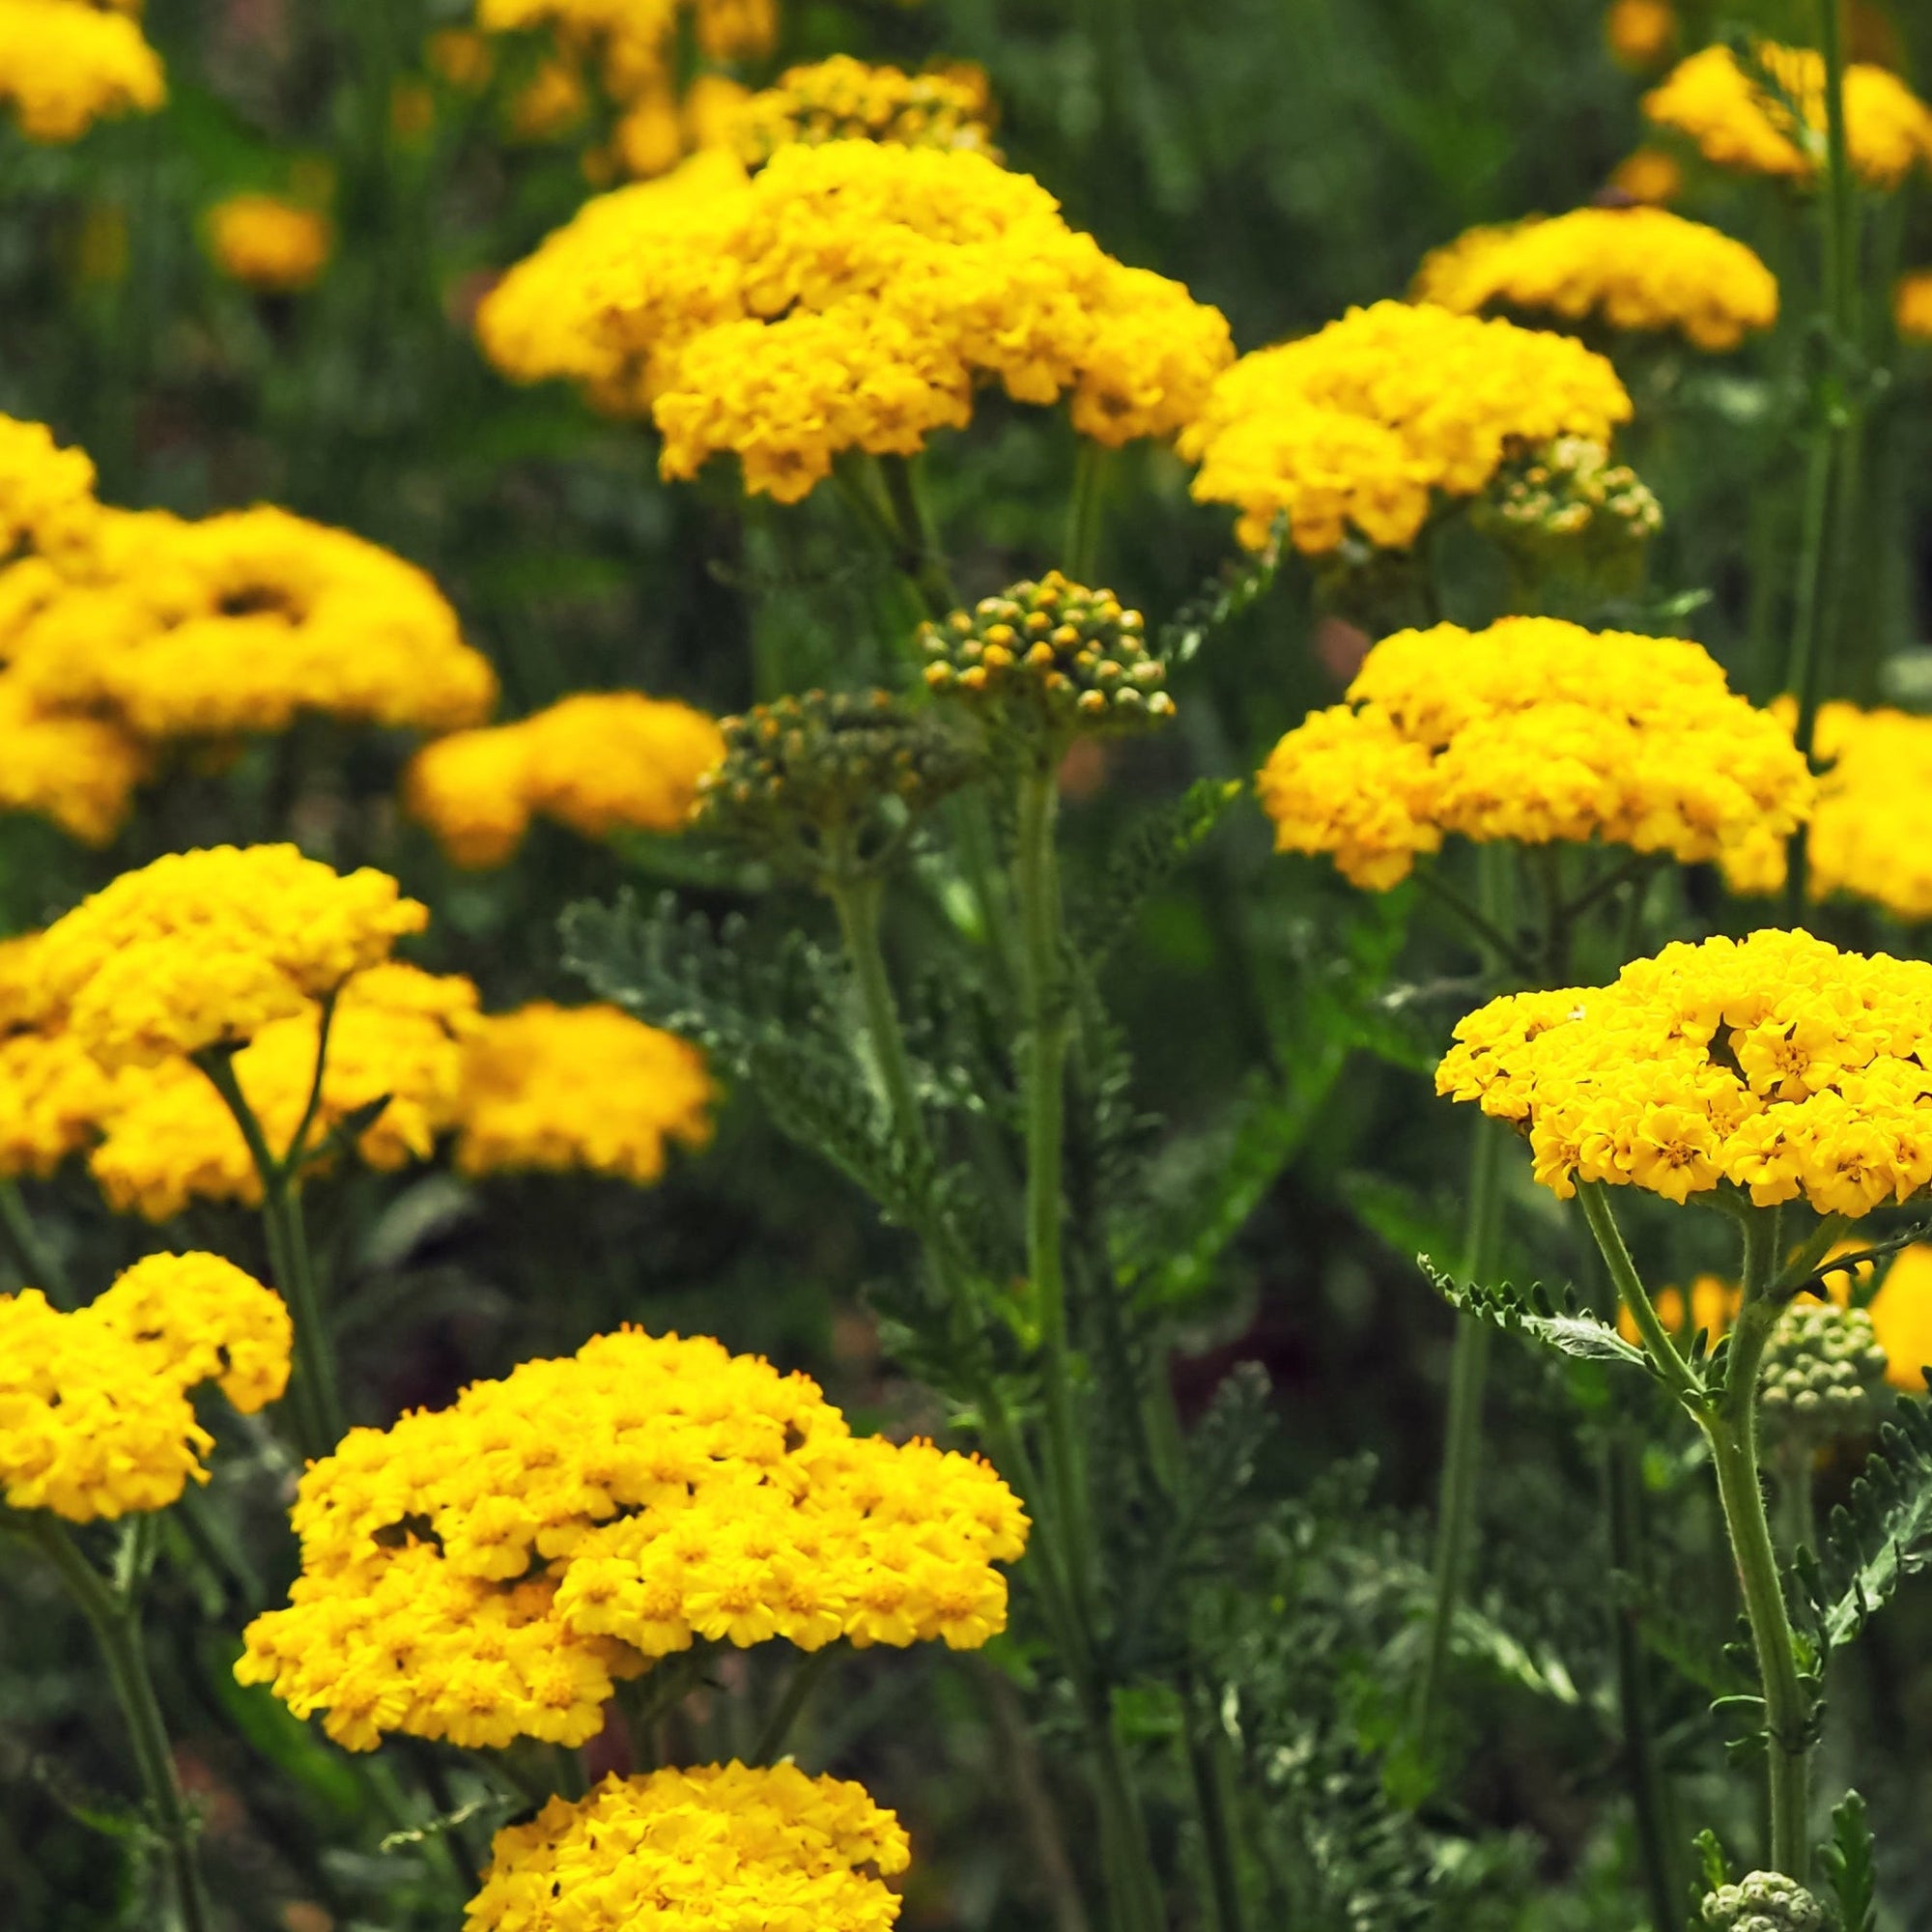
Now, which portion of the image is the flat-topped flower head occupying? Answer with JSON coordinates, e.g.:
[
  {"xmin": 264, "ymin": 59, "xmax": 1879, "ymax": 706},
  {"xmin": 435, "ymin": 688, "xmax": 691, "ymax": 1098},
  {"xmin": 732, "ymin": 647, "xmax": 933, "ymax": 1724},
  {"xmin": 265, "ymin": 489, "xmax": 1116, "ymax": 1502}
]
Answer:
[
  {"xmin": 36, "ymin": 845, "xmax": 428, "ymax": 1068},
  {"xmin": 1258, "ymin": 618, "xmax": 1809, "ymax": 890},
  {"xmin": 1413, "ymin": 208, "xmax": 1778, "ymax": 351},
  {"xmin": 729, "ymin": 55, "xmax": 997, "ymax": 168},
  {"xmin": 1437, "ymin": 929, "xmax": 1932, "ymax": 1218},
  {"xmin": 453, "ymin": 1002, "xmax": 713, "ymax": 1185},
  {"xmin": 1179, "ymin": 301, "xmax": 1632, "ymax": 554},
  {"xmin": 206, "ymin": 194, "xmax": 333, "ymax": 293},
  {"xmin": 465, "ymin": 1764, "xmax": 910, "ymax": 1932},
  {"xmin": 693, "ymin": 689, "xmax": 978, "ymax": 879},
  {"xmin": 920, "ymin": 572, "xmax": 1173, "ymax": 744},
  {"xmin": 478, "ymin": 142, "xmax": 1232, "ymax": 500},
  {"xmin": 237, "ymin": 1328, "xmax": 1029, "ymax": 1749},
  {"xmin": 404, "ymin": 691, "xmax": 725, "ymax": 867},
  {"xmin": 0, "ymin": 1254, "xmax": 289, "ymax": 1520},
  {"xmin": 1645, "ymin": 43, "xmax": 1932, "ymax": 189},
  {"xmin": 0, "ymin": 0, "xmax": 165, "ymax": 142},
  {"xmin": 1800, "ymin": 702, "xmax": 1932, "ymax": 923}
]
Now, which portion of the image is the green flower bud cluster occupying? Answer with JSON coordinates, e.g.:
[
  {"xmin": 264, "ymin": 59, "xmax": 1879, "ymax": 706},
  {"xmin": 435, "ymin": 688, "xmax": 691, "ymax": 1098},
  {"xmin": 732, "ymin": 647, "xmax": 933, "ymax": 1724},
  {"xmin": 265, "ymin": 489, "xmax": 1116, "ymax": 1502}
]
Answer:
[
  {"xmin": 919, "ymin": 571, "xmax": 1175, "ymax": 746},
  {"xmin": 692, "ymin": 688, "xmax": 976, "ymax": 880},
  {"xmin": 1699, "ymin": 1871, "xmax": 1826, "ymax": 1932},
  {"xmin": 1472, "ymin": 435, "xmax": 1662, "ymax": 565},
  {"xmin": 1758, "ymin": 1299, "xmax": 1889, "ymax": 1444}
]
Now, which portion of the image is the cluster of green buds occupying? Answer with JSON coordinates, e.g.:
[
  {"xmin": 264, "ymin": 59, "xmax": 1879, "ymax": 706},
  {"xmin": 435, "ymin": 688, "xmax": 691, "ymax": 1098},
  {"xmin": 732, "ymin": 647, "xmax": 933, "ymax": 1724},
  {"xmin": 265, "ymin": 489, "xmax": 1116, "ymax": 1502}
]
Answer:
[
  {"xmin": 691, "ymin": 688, "xmax": 977, "ymax": 882},
  {"xmin": 1756, "ymin": 1300, "xmax": 1889, "ymax": 1445},
  {"xmin": 1472, "ymin": 436, "xmax": 1662, "ymax": 593},
  {"xmin": 1699, "ymin": 1872, "xmax": 1825, "ymax": 1932},
  {"xmin": 733, "ymin": 61, "xmax": 998, "ymax": 169},
  {"xmin": 919, "ymin": 572, "xmax": 1175, "ymax": 751}
]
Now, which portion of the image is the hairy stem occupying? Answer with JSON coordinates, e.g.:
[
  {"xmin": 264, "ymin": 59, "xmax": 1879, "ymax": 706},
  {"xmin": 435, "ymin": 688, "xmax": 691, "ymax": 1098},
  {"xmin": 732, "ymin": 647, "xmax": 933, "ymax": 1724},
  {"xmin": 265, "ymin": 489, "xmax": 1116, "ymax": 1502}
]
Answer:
[{"xmin": 828, "ymin": 874, "xmax": 927, "ymax": 1157}]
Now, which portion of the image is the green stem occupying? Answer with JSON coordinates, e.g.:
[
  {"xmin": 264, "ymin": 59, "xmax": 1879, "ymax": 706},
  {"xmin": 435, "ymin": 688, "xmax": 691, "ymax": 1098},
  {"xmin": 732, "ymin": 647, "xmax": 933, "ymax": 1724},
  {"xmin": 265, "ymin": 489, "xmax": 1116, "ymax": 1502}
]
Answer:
[
  {"xmin": 828, "ymin": 875, "xmax": 927, "ymax": 1157},
  {"xmin": 877, "ymin": 453, "xmax": 957, "ymax": 619},
  {"xmin": 1412, "ymin": 862, "xmax": 1536, "ymax": 980},
  {"xmin": 25, "ymin": 1518, "xmax": 212, "ymax": 1932},
  {"xmin": 1577, "ymin": 1182, "xmax": 1702, "ymax": 1406},
  {"xmin": 0, "ymin": 1177, "xmax": 71, "ymax": 1306},
  {"xmin": 1181, "ymin": 1678, "xmax": 1244, "ymax": 1932},
  {"xmin": 753, "ymin": 1646, "xmax": 838, "ymax": 1763},
  {"xmin": 1065, "ymin": 441, "xmax": 1110, "ymax": 583}
]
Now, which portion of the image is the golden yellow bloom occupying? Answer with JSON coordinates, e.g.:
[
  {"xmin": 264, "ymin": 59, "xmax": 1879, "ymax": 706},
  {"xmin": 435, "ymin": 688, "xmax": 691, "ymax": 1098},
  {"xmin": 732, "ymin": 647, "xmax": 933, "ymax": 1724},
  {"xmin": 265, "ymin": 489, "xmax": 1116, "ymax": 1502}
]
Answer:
[
  {"xmin": 478, "ymin": 143, "xmax": 1233, "ymax": 500},
  {"xmin": 693, "ymin": 0, "xmax": 774, "ymax": 59},
  {"xmin": 404, "ymin": 691, "xmax": 724, "ymax": 867},
  {"xmin": 729, "ymin": 56, "xmax": 997, "ymax": 168},
  {"xmin": 0, "ymin": 0, "xmax": 164, "ymax": 142},
  {"xmin": 0, "ymin": 676, "xmax": 148, "ymax": 846},
  {"xmin": 1609, "ymin": 147, "xmax": 1685, "ymax": 205},
  {"xmin": 1605, "ymin": 0, "xmax": 1674, "ymax": 70},
  {"xmin": 1797, "ymin": 702, "xmax": 1932, "ymax": 923},
  {"xmin": 1257, "ymin": 618, "xmax": 1807, "ymax": 891},
  {"xmin": 236, "ymin": 1328, "xmax": 1028, "ymax": 1749},
  {"xmin": 1867, "ymin": 1244, "xmax": 1932, "ymax": 1390},
  {"xmin": 1896, "ymin": 270, "xmax": 1932, "ymax": 342},
  {"xmin": 466, "ymin": 1765, "xmax": 910, "ymax": 1932},
  {"xmin": 0, "ymin": 1029, "xmax": 123, "ymax": 1179},
  {"xmin": 206, "ymin": 194, "xmax": 333, "ymax": 293},
  {"xmin": 1414, "ymin": 209, "xmax": 1776, "ymax": 351},
  {"xmin": 90, "ymin": 966, "xmax": 482, "ymax": 1221},
  {"xmin": 453, "ymin": 1003, "xmax": 712, "ymax": 1184},
  {"xmin": 1179, "ymin": 301, "xmax": 1631, "ymax": 554},
  {"xmin": 36, "ymin": 844, "xmax": 428, "ymax": 1069},
  {"xmin": 1438, "ymin": 929, "xmax": 1932, "ymax": 1218},
  {"xmin": 0, "ymin": 413, "xmax": 99, "ymax": 560},
  {"xmin": 1644, "ymin": 43, "xmax": 1932, "ymax": 189},
  {"xmin": 0, "ymin": 1254, "xmax": 289, "ymax": 1520}
]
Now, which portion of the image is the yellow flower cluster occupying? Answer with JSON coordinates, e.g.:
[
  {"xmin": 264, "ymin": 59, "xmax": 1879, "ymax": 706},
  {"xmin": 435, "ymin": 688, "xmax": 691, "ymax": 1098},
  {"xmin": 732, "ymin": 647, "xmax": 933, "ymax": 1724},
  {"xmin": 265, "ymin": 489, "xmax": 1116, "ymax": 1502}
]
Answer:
[
  {"xmin": 1257, "ymin": 618, "xmax": 1808, "ymax": 890},
  {"xmin": 466, "ymin": 1765, "xmax": 910, "ymax": 1932},
  {"xmin": 0, "ymin": 0, "xmax": 164, "ymax": 142},
  {"xmin": 91, "ymin": 965, "xmax": 483, "ymax": 1221},
  {"xmin": 404, "ymin": 692, "xmax": 725, "ymax": 867},
  {"xmin": 1178, "ymin": 301, "xmax": 1632, "ymax": 554},
  {"xmin": 237, "ymin": 1328, "xmax": 1028, "ymax": 1749},
  {"xmin": 206, "ymin": 194, "xmax": 334, "ymax": 293},
  {"xmin": 478, "ymin": 142, "xmax": 1233, "ymax": 501},
  {"xmin": 34, "ymin": 844, "xmax": 428, "ymax": 1068},
  {"xmin": 729, "ymin": 56, "xmax": 996, "ymax": 168},
  {"xmin": 1644, "ymin": 43, "xmax": 1932, "ymax": 190},
  {"xmin": 0, "ymin": 1254, "xmax": 289, "ymax": 1520},
  {"xmin": 1437, "ymin": 928, "xmax": 1932, "ymax": 1218},
  {"xmin": 1413, "ymin": 208, "xmax": 1777, "ymax": 351},
  {"xmin": 1897, "ymin": 271, "xmax": 1932, "ymax": 343},
  {"xmin": 453, "ymin": 1003, "xmax": 713, "ymax": 1185},
  {"xmin": 1801, "ymin": 702, "xmax": 1932, "ymax": 923},
  {"xmin": 1605, "ymin": 0, "xmax": 1674, "ymax": 71}
]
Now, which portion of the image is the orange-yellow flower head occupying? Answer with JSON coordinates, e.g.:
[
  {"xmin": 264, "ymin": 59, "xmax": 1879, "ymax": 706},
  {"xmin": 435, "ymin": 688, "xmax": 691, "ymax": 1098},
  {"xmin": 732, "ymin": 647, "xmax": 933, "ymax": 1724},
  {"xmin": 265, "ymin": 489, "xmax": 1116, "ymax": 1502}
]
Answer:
[
  {"xmin": 477, "ymin": 142, "xmax": 1233, "ymax": 501},
  {"xmin": 237, "ymin": 1328, "xmax": 1029, "ymax": 1750},
  {"xmin": 1179, "ymin": 301, "xmax": 1631, "ymax": 554},
  {"xmin": 1258, "ymin": 618, "xmax": 1809, "ymax": 891},
  {"xmin": 0, "ymin": 1254, "xmax": 289, "ymax": 1520},
  {"xmin": 1438, "ymin": 929, "xmax": 1932, "ymax": 1219},
  {"xmin": 206, "ymin": 194, "xmax": 334, "ymax": 294},
  {"xmin": 1799, "ymin": 702, "xmax": 1932, "ymax": 923},
  {"xmin": 0, "ymin": 0, "xmax": 165, "ymax": 143},
  {"xmin": 1897, "ymin": 270, "xmax": 1932, "ymax": 343}
]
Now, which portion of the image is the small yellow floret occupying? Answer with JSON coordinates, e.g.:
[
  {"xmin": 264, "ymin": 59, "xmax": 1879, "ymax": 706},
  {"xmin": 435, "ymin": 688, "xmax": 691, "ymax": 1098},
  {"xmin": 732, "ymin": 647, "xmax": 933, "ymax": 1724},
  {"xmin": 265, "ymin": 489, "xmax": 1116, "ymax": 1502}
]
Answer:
[{"xmin": 207, "ymin": 194, "xmax": 334, "ymax": 293}]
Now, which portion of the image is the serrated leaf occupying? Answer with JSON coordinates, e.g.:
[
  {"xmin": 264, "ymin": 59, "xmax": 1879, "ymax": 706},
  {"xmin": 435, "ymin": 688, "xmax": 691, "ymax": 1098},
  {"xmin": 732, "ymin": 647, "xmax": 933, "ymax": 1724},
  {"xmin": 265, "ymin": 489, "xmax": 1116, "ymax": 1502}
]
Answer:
[
  {"xmin": 1418, "ymin": 1259, "xmax": 1653, "ymax": 1372},
  {"xmin": 1822, "ymin": 1789, "xmax": 1877, "ymax": 1932},
  {"xmin": 1806, "ymin": 1392, "xmax": 1932, "ymax": 1651},
  {"xmin": 1072, "ymin": 777, "xmax": 1243, "ymax": 972}
]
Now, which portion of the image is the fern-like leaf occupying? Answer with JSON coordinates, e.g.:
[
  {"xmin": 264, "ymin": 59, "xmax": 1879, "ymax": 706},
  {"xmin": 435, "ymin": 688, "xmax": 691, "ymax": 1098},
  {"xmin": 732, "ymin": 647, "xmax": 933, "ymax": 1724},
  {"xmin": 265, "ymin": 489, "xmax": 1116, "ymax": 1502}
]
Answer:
[
  {"xmin": 1806, "ymin": 1392, "xmax": 1932, "ymax": 1650},
  {"xmin": 1418, "ymin": 1260, "xmax": 1653, "ymax": 1372},
  {"xmin": 1072, "ymin": 777, "xmax": 1244, "ymax": 972},
  {"xmin": 1821, "ymin": 1789, "xmax": 1878, "ymax": 1932}
]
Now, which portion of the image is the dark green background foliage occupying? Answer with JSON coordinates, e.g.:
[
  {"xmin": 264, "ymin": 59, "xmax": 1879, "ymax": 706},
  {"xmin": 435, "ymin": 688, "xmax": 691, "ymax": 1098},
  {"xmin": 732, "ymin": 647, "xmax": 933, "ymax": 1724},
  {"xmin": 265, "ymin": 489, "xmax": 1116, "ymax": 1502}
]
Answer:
[{"xmin": 6, "ymin": 2, "xmax": 1932, "ymax": 1928}]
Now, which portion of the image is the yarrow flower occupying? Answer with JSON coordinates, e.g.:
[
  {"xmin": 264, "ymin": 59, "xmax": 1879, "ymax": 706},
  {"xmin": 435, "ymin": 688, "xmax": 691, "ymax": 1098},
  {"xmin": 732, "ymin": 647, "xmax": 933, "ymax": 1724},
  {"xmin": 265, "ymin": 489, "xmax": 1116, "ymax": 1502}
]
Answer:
[
  {"xmin": 236, "ymin": 1328, "xmax": 1028, "ymax": 1749},
  {"xmin": 0, "ymin": 1254, "xmax": 289, "ymax": 1520},
  {"xmin": 404, "ymin": 692, "xmax": 725, "ymax": 867},
  {"xmin": 34, "ymin": 845, "xmax": 428, "ymax": 1069},
  {"xmin": 1178, "ymin": 301, "xmax": 1632, "ymax": 554},
  {"xmin": 1413, "ymin": 208, "xmax": 1777, "ymax": 351},
  {"xmin": 206, "ymin": 194, "xmax": 333, "ymax": 293},
  {"xmin": 1799, "ymin": 702, "xmax": 1932, "ymax": 923},
  {"xmin": 1644, "ymin": 43, "xmax": 1932, "ymax": 190},
  {"xmin": 465, "ymin": 1764, "xmax": 910, "ymax": 1932},
  {"xmin": 1896, "ymin": 270, "xmax": 1932, "ymax": 343},
  {"xmin": 1257, "ymin": 618, "xmax": 1809, "ymax": 891},
  {"xmin": 1436, "ymin": 928, "xmax": 1932, "ymax": 1217},
  {"xmin": 728, "ymin": 55, "xmax": 997, "ymax": 169},
  {"xmin": 0, "ymin": 0, "xmax": 165, "ymax": 142},
  {"xmin": 1605, "ymin": 0, "xmax": 1675, "ymax": 71},
  {"xmin": 1608, "ymin": 148, "xmax": 1685, "ymax": 206},
  {"xmin": 453, "ymin": 1002, "xmax": 713, "ymax": 1185},
  {"xmin": 477, "ymin": 142, "xmax": 1233, "ymax": 501}
]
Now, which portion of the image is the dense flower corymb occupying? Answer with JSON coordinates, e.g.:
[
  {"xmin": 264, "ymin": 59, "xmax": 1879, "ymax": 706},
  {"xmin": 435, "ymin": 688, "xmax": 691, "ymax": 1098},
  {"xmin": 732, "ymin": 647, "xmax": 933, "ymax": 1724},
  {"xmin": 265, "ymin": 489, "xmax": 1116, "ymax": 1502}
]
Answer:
[
  {"xmin": 237, "ymin": 1328, "xmax": 1029, "ymax": 1749},
  {"xmin": 1413, "ymin": 208, "xmax": 1777, "ymax": 351},
  {"xmin": 35, "ymin": 845, "xmax": 428, "ymax": 1068},
  {"xmin": 465, "ymin": 1764, "xmax": 910, "ymax": 1932},
  {"xmin": 1179, "ymin": 301, "xmax": 1632, "ymax": 553},
  {"xmin": 0, "ymin": 1254, "xmax": 289, "ymax": 1520},
  {"xmin": 478, "ymin": 141, "xmax": 1233, "ymax": 500},
  {"xmin": 0, "ymin": 0, "xmax": 165, "ymax": 142},
  {"xmin": 1437, "ymin": 929, "xmax": 1932, "ymax": 1217},
  {"xmin": 1257, "ymin": 618, "xmax": 1809, "ymax": 890}
]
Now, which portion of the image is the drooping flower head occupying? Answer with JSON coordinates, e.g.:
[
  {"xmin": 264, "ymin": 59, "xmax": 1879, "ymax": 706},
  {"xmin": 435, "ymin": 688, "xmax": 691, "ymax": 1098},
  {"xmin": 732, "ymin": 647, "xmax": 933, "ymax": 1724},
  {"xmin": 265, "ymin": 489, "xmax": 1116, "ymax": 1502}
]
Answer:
[
  {"xmin": 0, "ymin": 0, "xmax": 165, "ymax": 142},
  {"xmin": 1258, "ymin": 618, "xmax": 1809, "ymax": 891},
  {"xmin": 1437, "ymin": 929, "xmax": 1932, "ymax": 1217},
  {"xmin": 1644, "ymin": 43, "xmax": 1932, "ymax": 189},
  {"xmin": 35, "ymin": 845, "xmax": 428, "ymax": 1069},
  {"xmin": 404, "ymin": 692, "xmax": 724, "ymax": 867},
  {"xmin": 1179, "ymin": 301, "xmax": 1632, "ymax": 554},
  {"xmin": 478, "ymin": 142, "xmax": 1233, "ymax": 501},
  {"xmin": 453, "ymin": 1002, "xmax": 713, "ymax": 1184},
  {"xmin": 1413, "ymin": 208, "xmax": 1777, "ymax": 351},
  {"xmin": 729, "ymin": 56, "xmax": 997, "ymax": 169},
  {"xmin": 0, "ymin": 1254, "xmax": 289, "ymax": 1520},
  {"xmin": 237, "ymin": 1328, "xmax": 1029, "ymax": 1749},
  {"xmin": 465, "ymin": 1764, "xmax": 910, "ymax": 1932},
  {"xmin": 206, "ymin": 194, "xmax": 334, "ymax": 293}
]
